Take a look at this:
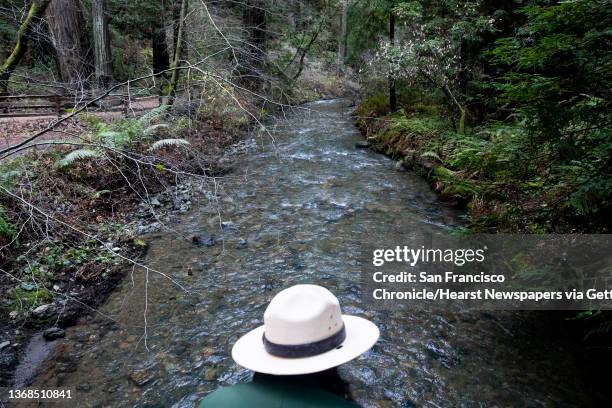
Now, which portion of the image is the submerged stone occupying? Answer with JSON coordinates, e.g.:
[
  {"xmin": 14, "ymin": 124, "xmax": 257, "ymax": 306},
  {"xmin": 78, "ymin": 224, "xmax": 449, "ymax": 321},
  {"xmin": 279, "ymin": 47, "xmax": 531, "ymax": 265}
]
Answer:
[
  {"xmin": 43, "ymin": 327, "xmax": 65, "ymax": 341},
  {"xmin": 192, "ymin": 234, "xmax": 216, "ymax": 247},
  {"xmin": 355, "ymin": 140, "xmax": 372, "ymax": 148}
]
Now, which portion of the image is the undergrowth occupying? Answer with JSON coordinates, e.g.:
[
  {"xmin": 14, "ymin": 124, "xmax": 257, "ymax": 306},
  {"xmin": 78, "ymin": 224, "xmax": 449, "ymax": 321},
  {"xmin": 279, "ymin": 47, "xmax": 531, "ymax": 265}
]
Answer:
[{"xmin": 355, "ymin": 91, "xmax": 611, "ymax": 233}]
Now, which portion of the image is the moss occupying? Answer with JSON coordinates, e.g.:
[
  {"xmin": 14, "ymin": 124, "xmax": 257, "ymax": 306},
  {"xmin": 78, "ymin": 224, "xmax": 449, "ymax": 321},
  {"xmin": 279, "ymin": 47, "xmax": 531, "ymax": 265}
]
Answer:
[{"xmin": 12, "ymin": 286, "xmax": 54, "ymax": 311}]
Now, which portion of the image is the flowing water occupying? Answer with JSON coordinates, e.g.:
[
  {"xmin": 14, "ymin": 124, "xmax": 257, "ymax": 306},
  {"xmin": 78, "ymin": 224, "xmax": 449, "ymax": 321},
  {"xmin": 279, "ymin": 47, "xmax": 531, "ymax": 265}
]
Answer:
[{"xmin": 16, "ymin": 100, "xmax": 602, "ymax": 407}]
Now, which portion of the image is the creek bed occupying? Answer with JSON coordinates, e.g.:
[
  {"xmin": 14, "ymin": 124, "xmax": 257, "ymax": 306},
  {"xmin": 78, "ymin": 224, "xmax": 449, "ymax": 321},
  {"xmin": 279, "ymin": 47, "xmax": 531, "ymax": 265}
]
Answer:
[{"xmin": 15, "ymin": 100, "xmax": 603, "ymax": 407}]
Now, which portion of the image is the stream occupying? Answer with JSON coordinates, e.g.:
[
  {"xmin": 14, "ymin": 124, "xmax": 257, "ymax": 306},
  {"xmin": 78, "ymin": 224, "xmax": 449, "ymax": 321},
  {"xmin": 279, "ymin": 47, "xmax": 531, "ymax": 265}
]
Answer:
[{"xmin": 14, "ymin": 99, "xmax": 602, "ymax": 407}]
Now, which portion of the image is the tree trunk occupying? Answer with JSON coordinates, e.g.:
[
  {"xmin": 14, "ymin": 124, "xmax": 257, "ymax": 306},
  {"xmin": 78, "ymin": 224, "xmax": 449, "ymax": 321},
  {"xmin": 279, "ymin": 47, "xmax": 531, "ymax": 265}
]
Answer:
[
  {"xmin": 92, "ymin": 0, "xmax": 112, "ymax": 89},
  {"xmin": 153, "ymin": 0, "xmax": 170, "ymax": 99},
  {"xmin": 389, "ymin": 3, "xmax": 397, "ymax": 112},
  {"xmin": 166, "ymin": 0, "xmax": 187, "ymax": 103},
  {"xmin": 171, "ymin": 0, "xmax": 188, "ymax": 65},
  {"xmin": 0, "ymin": 0, "xmax": 51, "ymax": 94},
  {"xmin": 46, "ymin": 0, "xmax": 91, "ymax": 88},
  {"xmin": 442, "ymin": 84, "xmax": 466, "ymax": 134},
  {"xmin": 337, "ymin": 0, "xmax": 347, "ymax": 74},
  {"xmin": 292, "ymin": 16, "xmax": 324, "ymax": 80}
]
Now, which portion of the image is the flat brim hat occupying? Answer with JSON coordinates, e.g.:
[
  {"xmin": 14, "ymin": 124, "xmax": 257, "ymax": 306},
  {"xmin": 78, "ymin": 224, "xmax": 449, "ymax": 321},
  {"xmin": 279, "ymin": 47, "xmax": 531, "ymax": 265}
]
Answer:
[{"xmin": 231, "ymin": 284, "xmax": 379, "ymax": 375}]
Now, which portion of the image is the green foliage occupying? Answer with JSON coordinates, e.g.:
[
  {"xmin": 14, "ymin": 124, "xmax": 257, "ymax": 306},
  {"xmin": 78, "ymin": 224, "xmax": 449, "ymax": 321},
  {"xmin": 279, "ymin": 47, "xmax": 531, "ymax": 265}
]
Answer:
[
  {"xmin": 355, "ymin": 92, "xmax": 389, "ymax": 118},
  {"xmin": 149, "ymin": 138, "xmax": 190, "ymax": 151},
  {"xmin": 346, "ymin": 0, "xmax": 391, "ymax": 64},
  {"xmin": 0, "ymin": 204, "xmax": 16, "ymax": 242},
  {"xmin": 488, "ymin": 0, "xmax": 612, "ymax": 216},
  {"xmin": 356, "ymin": 0, "xmax": 611, "ymax": 229},
  {"xmin": 389, "ymin": 114, "xmax": 448, "ymax": 138},
  {"xmin": 25, "ymin": 242, "xmax": 114, "ymax": 273},
  {"xmin": 12, "ymin": 286, "xmax": 53, "ymax": 311},
  {"xmin": 57, "ymin": 149, "xmax": 101, "ymax": 168},
  {"xmin": 446, "ymin": 121, "xmax": 530, "ymax": 180},
  {"xmin": 0, "ymin": 169, "xmax": 22, "ymax": 188},
  {"xmin": 432, "ymin": 166, "xmax": 480, "ymax": 198},
  {"xmin": 57, "ymin": 106, "xmax": 169, "ymax": 168}
]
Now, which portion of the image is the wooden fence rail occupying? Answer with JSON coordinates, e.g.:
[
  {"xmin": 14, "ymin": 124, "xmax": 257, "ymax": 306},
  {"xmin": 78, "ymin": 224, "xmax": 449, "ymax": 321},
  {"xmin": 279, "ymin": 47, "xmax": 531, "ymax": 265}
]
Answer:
[{"xmin": 0, "ymin": 92, "xmax": 161, "ymax": 118}]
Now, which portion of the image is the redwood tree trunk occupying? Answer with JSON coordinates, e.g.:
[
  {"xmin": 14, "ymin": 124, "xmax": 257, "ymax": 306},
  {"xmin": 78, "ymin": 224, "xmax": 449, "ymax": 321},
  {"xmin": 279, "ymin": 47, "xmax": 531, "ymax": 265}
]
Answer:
[
  {"xmin": 92, "ymin": 0, "xmax": 112, "ymax": 88},
  {"xmin": 46, "ymin": 0, "xmax": 91, "ymax": 88}
]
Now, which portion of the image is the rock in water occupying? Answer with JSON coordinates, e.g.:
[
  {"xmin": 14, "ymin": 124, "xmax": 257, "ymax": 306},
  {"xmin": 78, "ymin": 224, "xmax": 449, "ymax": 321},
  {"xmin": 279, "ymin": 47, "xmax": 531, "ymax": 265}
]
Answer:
[
  {"xmin": 221, "ymin": 221, "xmax": 238, "ymax": 231},
  {"xmin": 192, "ymin": 234, "xmax": 216, "ymax": 247},
  {"xmin": 128, "ymin": 367, "xmax": 156, "ymax": 386},
  {"xmin": 204, "ymin": 367, "xmax": 218, "ymax": 381},
  {"xmin": 355, "ymin": 140, "xmax": 372, "ymax": 148},
  {"xmin": 43, "ymin": 327, "xmax": 65, "ymax": 341},
  {"xmin": 32, "ymin": 304, "xmax": 53, "ymax": 318}
]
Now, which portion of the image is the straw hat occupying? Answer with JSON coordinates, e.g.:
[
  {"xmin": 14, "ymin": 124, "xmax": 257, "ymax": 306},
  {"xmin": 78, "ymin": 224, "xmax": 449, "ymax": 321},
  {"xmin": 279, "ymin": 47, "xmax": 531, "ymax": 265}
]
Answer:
[{"xmin": 231, "ymin": 284, "xmax": 379, "ymax": 375}]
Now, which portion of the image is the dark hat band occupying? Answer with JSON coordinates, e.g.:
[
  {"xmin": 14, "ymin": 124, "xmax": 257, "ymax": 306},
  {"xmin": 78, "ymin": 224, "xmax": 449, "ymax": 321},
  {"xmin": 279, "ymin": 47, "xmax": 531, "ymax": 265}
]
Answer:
[{"xmin": 262, "ymin": 325, "xmax": 346, "ymax": 358}]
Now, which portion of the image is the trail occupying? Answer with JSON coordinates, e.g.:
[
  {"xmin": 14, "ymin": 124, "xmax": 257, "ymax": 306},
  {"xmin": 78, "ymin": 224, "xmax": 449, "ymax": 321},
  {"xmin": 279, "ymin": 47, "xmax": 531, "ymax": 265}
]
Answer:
[{"xmin": 0, "ymin": 97, "xmax": 160, "ymax": 151}]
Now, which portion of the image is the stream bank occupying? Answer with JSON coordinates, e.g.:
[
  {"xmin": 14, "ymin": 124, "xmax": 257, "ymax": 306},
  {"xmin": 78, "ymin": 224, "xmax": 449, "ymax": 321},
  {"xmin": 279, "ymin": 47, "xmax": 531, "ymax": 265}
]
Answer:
[{"xmin": 0, "ymin": 105, "xmax": 244, "ymax": 387}]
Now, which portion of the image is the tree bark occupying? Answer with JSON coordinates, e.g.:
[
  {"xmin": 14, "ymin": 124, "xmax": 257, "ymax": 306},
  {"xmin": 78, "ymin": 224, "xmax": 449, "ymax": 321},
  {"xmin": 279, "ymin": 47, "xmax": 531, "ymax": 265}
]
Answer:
[
  {"xmin": 153, "ymin": 0, "xmax": 170, "ymax": 100},
  {"xmin": 0, "ymin": 0, "xmax": 51, "ymax": 94},
  {"xmin": 442, "ymin": 84, "xmax": 466, "ymax": 134},
  {"xmin": 166, "ymin": 0, "xmax": 187, "ymax": 103},
  {"xmin": 46, "ymin": 0, "xmax": 91, "ymax": 88},
  {"xmin": 92, "ymin": 0, "xmax": 112, "ymax": 89},
  {"xmin": 389, "ymin": 2, "xmax": 397, "ymax": 112},
  {"xmin": 337, "ymin": 0, "xmax": 347, "ymax": 74}
]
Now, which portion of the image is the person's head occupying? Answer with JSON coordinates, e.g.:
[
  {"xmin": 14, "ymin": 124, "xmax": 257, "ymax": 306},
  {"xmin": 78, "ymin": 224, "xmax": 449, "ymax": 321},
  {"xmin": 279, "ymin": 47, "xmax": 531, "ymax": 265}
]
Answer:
[{"xmin": 231, "ymin": 284, "xmax": 379, "ymax": 376}]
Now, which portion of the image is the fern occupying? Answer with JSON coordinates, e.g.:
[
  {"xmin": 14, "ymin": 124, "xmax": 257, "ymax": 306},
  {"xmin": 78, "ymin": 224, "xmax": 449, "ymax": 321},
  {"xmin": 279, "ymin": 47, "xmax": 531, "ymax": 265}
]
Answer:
[
  {"xmin": 149, "ymin": 138, "xmax": 190, "ymax": 151},
  {"xmin": 0, "ymin": 169, "xmax": 21, "ymax": 187},
  {"xmin": 143, "ymin": 124, "xmax": 169, "ymax": 137},
  {"xmin": 57, "ymin": 149, "xmax": 101, "ymax": 167},
  {"xmin": 98, "ymin": 130, "xmax": 131, "ymax": 148},
  {"xmin": 420, "ymin": 151, "xmax": 442, "ymax": 162},
  {"xmin": 138, "ymin": 105, "xmax": 168, "ymax": 128},
  {"xmin": 0, "ymin": 204, "xmax": 16, "ymax": 241}
]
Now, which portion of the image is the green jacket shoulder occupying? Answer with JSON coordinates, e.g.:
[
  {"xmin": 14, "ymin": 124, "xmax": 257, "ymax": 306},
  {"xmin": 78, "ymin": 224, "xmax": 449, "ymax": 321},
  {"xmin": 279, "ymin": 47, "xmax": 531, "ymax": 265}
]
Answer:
[{"xmin": 199, "ymin": 377, "xmax": 359, "ymax": 408}]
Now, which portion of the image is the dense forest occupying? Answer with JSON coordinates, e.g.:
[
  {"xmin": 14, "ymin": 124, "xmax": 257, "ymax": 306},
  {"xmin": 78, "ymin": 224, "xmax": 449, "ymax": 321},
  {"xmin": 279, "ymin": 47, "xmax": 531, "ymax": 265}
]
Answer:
[
  {"xmin": 0, "ymin": 0, "xmax": 610, "ymax": 403},
  {"xmin": 354, "ymin": 0, "xmax": 611, "ymax": 234},
  {"xmin": 1, "ymin": 0, "xmax": 609, "ymax": 232}
]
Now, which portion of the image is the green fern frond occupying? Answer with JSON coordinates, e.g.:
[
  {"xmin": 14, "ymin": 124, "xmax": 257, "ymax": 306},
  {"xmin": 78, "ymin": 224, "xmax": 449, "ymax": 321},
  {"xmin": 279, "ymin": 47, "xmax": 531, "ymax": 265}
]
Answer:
[
  {"xmin": 143, "ymin": 124, "xmax": 169, "ymax": 137},
  {"xmin": 420, "ymin": 151, "xmax": 442, "ymax": 162},
  {"xmin": 57, "ymin": 149, "xmax": 101, "ymax": 168},
  {"xmin": 0, "ymin": 170, "xmax": 21, "ymax": 186},
  {"xmin": 149, "ymin": 138, "xmax": 190, "ymax": 151},
  {"xmin": 138, "ymin": 105, "xmax": 168, "ymax": 128},
  {"xmin": 98, "ymin": 131, "xmax": 130, "ymax": 147}
]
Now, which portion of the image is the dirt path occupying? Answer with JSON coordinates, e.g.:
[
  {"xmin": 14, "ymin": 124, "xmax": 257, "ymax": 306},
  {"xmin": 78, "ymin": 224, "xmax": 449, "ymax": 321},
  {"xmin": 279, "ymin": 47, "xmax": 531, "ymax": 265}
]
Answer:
[{"xmin": 0, "ymin": 96, "xmax": 160, "ymax": 151}]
